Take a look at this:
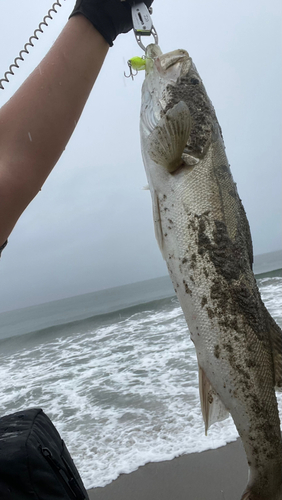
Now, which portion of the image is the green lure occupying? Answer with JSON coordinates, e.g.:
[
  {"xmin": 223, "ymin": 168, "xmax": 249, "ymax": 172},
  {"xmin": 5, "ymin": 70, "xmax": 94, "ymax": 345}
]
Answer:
[{"xmin": 128, "ymin": 56, "xmax": 146, "ymax": 71}]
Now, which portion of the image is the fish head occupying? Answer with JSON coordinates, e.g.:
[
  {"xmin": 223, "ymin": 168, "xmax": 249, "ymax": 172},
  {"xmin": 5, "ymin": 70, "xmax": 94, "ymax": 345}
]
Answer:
[
  {"xmin": 141, "ymin": 45, "xmax": 192, "ymax": 139},
  {"xmin": 141, "ymin": 45, "xmax": 221, "ymax": 171}
]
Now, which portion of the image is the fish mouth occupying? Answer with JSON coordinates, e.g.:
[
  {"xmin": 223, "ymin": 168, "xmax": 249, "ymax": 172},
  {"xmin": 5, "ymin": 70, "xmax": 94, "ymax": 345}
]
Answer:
[{"xmin": 145, "ymin": 45, "xmax": 191, "ymax": 81}]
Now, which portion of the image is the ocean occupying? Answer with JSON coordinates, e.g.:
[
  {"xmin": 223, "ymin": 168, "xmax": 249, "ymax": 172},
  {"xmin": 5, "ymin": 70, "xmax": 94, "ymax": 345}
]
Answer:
[{"xmin": 0, "ymin": 250, "xmax": 281, "ymax": 489}]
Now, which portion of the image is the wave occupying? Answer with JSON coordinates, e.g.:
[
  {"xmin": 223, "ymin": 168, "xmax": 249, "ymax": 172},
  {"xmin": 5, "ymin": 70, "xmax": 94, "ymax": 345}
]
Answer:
[
  {"xmin": 1, "ymin": 269, "xmax": 281, "ymax": 348},
  {"xmin": 0, "ymin": 296, "xmax": 177, "ymax": 354},
  {"xmin": 0, "ymin": 272, "xmax": 281, "ymax": 489}
]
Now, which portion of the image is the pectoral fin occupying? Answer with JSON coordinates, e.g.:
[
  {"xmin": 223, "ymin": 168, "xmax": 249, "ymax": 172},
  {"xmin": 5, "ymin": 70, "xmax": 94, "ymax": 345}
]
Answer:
[
  {"xmin": 182, "ymin": 153, "xmax": 199, "ymax": 166},
  {"xmin": 198, "ymin": 365, "xmax": 229, "ymax": 435},
  {"xmin": 148, "ymin": 101, "xmax": 191, "ymax": 173}
]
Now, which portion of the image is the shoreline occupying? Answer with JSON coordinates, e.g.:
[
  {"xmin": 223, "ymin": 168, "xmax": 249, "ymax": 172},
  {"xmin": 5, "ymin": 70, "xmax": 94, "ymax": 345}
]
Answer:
[{"xmin": 87, "ymin": 439, "xmax": 248, "ymax": 500}]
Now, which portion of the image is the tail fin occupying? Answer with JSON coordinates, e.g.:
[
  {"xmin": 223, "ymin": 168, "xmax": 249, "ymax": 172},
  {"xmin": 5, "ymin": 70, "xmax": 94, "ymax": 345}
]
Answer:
[
  {"xmin": 241, "ymin": 479, "xmax": 282, "ymax": 499},
  {"xmin": 241, "ymin": 492, "xmax": 258, "ymax": 500},
  {"xmin": 241, "ymin": 492, "xmax": 252, "ymax": 500},
  {"xmin": 241, "ymin": 490, "xmax": 276, "ymax": 500}
]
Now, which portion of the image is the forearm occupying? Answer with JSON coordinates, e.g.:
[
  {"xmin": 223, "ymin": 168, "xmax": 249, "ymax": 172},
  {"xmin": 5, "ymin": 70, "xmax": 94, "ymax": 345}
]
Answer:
[{"xmin": 0, "ymin": 15, "xmax": 108, "ymax": 244}]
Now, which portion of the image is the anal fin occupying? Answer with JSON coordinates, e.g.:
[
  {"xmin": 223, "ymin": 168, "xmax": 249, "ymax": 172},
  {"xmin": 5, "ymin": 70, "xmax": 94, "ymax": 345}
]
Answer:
[{"xmin": 198, "ymin": 365, "xmax": 229, "ymax": 435}]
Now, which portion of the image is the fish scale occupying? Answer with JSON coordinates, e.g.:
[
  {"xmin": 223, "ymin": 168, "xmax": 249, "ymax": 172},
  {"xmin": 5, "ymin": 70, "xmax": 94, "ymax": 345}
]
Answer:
[{"xmin": 140, "ymin": 44, "xmax": 282, "ymax": 499}]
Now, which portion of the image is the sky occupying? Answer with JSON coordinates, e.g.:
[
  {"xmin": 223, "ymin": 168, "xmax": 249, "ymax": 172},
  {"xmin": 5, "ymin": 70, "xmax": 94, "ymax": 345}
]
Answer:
[{"xmin": 0, "ymin": 0, "xmax": 281, "ymax": 312}]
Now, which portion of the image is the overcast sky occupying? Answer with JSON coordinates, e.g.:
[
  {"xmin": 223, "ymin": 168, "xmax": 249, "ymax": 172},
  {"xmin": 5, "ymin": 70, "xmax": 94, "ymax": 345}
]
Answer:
[{"xmin": 0, "ymin": 0, "xmax": 281, "ymax": 312}]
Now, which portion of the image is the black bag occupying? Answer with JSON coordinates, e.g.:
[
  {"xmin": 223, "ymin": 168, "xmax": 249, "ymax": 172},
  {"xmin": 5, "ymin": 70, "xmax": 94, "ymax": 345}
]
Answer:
[{"xmin": 0, "ymin": 408, "xmax": 90, "ymax": 500}]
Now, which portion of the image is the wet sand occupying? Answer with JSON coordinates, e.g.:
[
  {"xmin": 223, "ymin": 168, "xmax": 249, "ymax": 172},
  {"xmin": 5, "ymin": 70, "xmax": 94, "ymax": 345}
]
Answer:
[{"xmin": 87, "ymin": 438, "xmax": 248, "ymax": 500}]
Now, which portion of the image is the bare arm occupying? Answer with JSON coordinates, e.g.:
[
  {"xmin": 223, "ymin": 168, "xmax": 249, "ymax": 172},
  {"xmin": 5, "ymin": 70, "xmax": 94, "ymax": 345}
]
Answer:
[{"xmin": 0, "ymin": 15, "xmax": 108, "ymax": 246}]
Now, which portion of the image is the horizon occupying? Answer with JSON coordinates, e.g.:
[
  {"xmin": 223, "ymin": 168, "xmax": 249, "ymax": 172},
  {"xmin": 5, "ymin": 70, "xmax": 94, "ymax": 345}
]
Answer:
[{"xmin": 0, "ymin": 248, "xmax": 281, "ymax": 315}]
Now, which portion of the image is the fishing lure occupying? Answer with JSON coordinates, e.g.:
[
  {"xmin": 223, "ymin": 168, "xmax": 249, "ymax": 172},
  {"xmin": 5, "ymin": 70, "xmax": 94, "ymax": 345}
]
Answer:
[
  {"xmin": 124, "ymin": 56, "xmax": 147, "ymax": 80},
  {"xmin": 124, "ymin": 3, "xmax": 158, "ymax": 81}
]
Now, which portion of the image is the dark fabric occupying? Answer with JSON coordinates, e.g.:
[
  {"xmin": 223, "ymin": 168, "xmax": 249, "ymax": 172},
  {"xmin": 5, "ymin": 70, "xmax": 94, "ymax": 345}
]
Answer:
[
  {"xmin": 0, "ymin": 408, "xmax": 89, "ymax": 500},
  {"xmin": 69, "ymin": 0, "xmax": 153, "ymax": 46},
  {"xmin": 0, "ymin": 239, "xmax": 7, "ymax": 257}
]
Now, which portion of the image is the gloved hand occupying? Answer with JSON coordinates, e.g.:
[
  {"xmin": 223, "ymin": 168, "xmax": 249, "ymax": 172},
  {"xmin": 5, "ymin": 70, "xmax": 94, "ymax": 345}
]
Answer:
[{"xmin": 70, "ymin": 0, "xmax": 154, "ymax": 47}]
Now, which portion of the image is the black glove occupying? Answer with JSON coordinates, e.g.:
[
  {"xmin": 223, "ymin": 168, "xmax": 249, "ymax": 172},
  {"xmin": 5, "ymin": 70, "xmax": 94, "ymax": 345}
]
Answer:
[{"xmin": 70, "ymin": 0, "xmax": 154, "ymax": 47}]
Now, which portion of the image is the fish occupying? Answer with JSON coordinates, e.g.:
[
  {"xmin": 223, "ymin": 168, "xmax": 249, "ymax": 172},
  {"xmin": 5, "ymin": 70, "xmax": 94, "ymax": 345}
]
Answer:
[{"xmin": 140, "ymin": 44, "xmax": 282, "ymax": 500}]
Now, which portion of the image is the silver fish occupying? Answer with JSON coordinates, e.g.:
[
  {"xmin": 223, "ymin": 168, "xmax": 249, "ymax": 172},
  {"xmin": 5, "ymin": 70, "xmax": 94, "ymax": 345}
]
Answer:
[{"xmin": 140, "ymin": 44, "xmax": 282, "ymax": 500}]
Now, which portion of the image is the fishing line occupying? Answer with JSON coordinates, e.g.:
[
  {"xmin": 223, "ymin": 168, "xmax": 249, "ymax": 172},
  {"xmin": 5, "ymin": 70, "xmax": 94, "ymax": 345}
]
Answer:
[
  {"xmin": 0, "ymin": 0, "xmax": 66, "ymax": 90},
  {"xmin": 1, "ymin": 2, "xmax": 157, "ymax": 88}
]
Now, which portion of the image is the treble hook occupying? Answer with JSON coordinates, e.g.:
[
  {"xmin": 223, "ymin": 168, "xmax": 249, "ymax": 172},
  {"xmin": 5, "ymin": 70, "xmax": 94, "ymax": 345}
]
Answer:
[{"xmin": 124, "ymin": 60, "xmax": 138, "ymax": 80}]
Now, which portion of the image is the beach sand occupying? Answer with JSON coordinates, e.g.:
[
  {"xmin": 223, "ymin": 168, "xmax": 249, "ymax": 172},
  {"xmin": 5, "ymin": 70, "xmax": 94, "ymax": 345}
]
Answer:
[{"xmin": 87, "ymin": 438, "xmax": 248, "ymax": 500}]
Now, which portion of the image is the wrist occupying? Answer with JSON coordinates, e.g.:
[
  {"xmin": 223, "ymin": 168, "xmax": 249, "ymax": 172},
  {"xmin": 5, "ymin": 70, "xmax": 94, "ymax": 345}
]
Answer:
[{"xmin": 69, "ymin": 0, "xmax": 134, "ymax": 46}]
